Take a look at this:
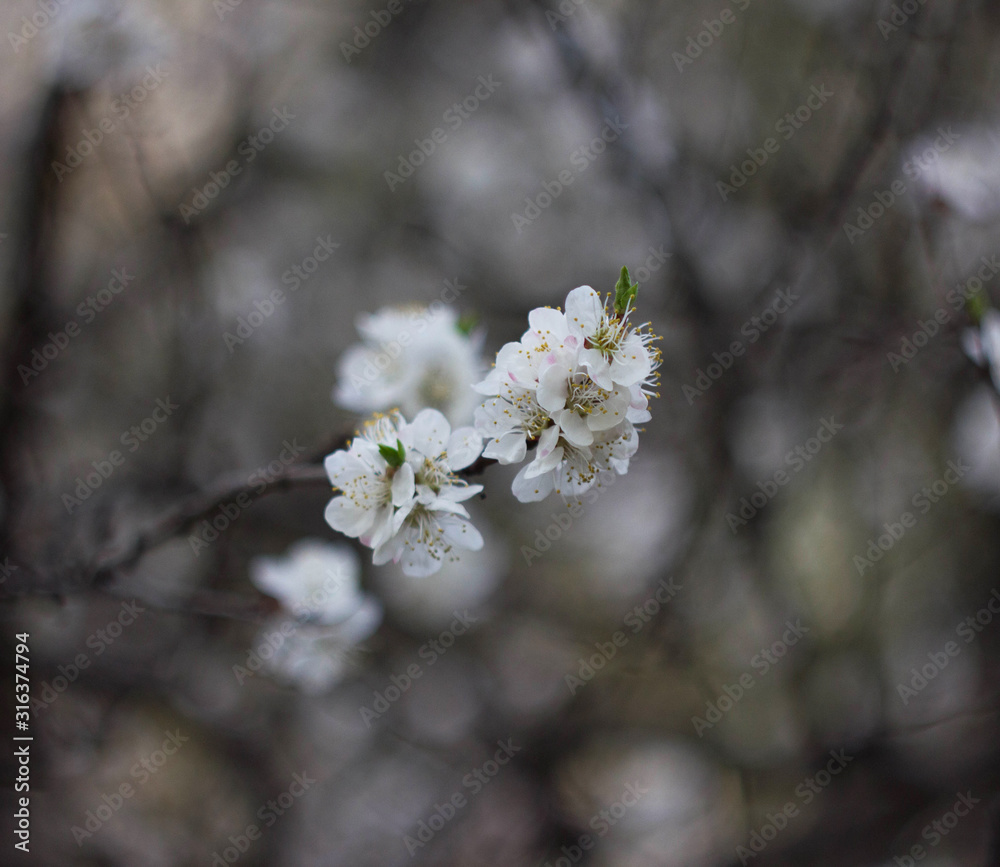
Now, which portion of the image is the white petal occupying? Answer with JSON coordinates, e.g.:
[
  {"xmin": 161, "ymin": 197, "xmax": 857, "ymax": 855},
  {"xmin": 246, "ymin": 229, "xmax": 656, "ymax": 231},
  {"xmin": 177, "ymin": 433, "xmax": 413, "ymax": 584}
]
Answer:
[
  {"xmin": 537, "ymin": 363, "xmax": 569, "ymax": 412},
  {"xmin": 579, "ymin": 347, "xmax": 613, "ymax": 390},
  {"xmin": 436, "ymin": 483, "xmax": 483, "ymax": 504},
  {"xmin": 475, "ymin": 396, "xmax": 520, "ymax": 436},
  {"xmin": 398, "ymin": 531, "xmax": 441, "ymax": 577},
  {"xmin": 609, "ymin": 334, "xmax": 652, "ymax": 386},
  {"xmin": 372, "ymin": 532, "xmax": 403, "ymax": 566},
  {"xmin": 587, "ymin": 386, "xmax": 630, "ymax": 432},
  {"xmin": 406, "ymin": 408, "xmax": 450, "ymax": 457},
  {"xmin": 446, "ymin": 427, "xmax": 483, "ymax": 470},
  {"xmin": 439, "ymin": 515, "xmax": 484, "ymax": 552},
  {"xmin": 528, "ymin": 306, "xmax": 568, "ymax": 339},
  {"xmin": 324, "ymin": 450, "xmax": 367, "ymax": 487},
  {"xmin": 556, "ymin": 409, "xmax": 595, "ymax": 447},
  {"xmin": 324, "ymin": 496, "xmax": 374, "ymax": 538},
  {"xmin": 524, "ymin": 444, "xmax": 564, "ymax": 478},
  {"xmin": 511, "ymin": 463, "xmax": 555, "ymax": 502},
  {"xmin": 367, "ymin": 503, "xmax": 397, "ymax": 549},
  {"xmin": 483, "ymin": 431, "xmax": 527, "ymax": 464},
  {"xmin": 564, "ymin": 285, "xmax": 602, "ymax": 336},
  {"xmin": 423, "ymin": 496, "xmax": 472, "ymax": 516},
  {"xmin": 391, "ymin": 462, "xmax": 415, "ymax": 506},
  {"xmin": 535, "ymin": 424, "xmax": 561, "ymax": 459},
  {"xmin": 473, "ymin": 367, "xmax": 503, "ymax": 396}
]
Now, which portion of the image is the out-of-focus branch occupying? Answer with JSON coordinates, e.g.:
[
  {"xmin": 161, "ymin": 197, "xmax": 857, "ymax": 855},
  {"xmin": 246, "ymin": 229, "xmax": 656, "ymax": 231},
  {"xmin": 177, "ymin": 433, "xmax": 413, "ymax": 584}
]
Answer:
[
  {"xmin": 0, "ymin": 426, "xmax": 500, "ymax": 599},
  {"xmin": 88, "ymin": 462, "xmax": 332, "ymax": 588},
  {"xmin": 0, "ymin": 84, "xmax": 72, "ymax": 572}
]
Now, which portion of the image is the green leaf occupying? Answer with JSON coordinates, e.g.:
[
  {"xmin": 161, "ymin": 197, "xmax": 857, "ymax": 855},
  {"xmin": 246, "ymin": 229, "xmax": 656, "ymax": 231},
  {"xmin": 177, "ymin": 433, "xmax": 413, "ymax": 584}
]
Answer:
[
  {"xmin": 378, "ymin": 439, "xmax": 406, "ymax": 467},
  {"xmin": 968, "ymin": 293, "xmax": 988, "ymax": 324},
  {"xmin": 614, "ymin": 265, "xmax": 639, "ymax": 313},
  {"xmin": 456, "ymin": 312, "xmax": 479, "ymax": 336}
]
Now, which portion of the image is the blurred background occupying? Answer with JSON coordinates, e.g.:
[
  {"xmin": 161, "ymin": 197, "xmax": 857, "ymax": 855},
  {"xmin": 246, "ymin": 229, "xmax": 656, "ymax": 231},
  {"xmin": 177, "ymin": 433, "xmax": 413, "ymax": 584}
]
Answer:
[{"xmin": 3, "ymin": 0, "xmax": 1000, "ymax": 864}]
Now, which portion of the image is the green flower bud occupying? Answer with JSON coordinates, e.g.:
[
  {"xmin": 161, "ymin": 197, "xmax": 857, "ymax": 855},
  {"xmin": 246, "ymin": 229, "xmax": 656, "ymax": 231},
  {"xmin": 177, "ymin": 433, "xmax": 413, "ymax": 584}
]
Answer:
[{"xmin": 614, "ymin": 265, "xmax": 639, "ymax": 314}]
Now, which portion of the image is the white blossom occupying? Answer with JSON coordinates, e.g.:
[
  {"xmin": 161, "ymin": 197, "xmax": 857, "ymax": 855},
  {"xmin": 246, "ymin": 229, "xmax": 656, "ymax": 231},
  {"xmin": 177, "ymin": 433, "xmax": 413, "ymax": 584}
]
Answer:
[
  {"xmin": 474, "ymin": 280, "xmax": 659, "ymax": 503},
  {"xmin": 250, "ymin": 539, "xmax": 377, "ymax": 626},
  {"xmin": 252, "ymin": 618, "xmax": 359, "ymax": 694},
  {"xmin": 248, "ymin": 540, "xmax": 382, "ymax": 693},
  {"xmin": 564, "ymin": 285, "xmax": 657, "ymax": 390},
  {"xmin": 324, "ymin": 409, "xmax": 485, "ymax": 576},
  {"xmin": 334, "ymin": 305, "xmax": 486, "ymax": 427}
]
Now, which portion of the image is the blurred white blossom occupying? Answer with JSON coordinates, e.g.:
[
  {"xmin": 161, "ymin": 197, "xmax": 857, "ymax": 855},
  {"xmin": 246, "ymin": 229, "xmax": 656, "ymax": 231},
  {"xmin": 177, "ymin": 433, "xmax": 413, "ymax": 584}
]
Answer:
[
  {"xmin": 912, "ymin": 125, "xmax": 1000, "ymax": 222},
  {"xmin": 334, "ymin": 305, "xmax": 486, "ymax": 427},
  {"xmin": 248, "ymin": 540, "xmax": 382, "ymax": 693},
  {"xmin": 962, "ymin": 308, "xmax": 1000, "ymax": 393}
]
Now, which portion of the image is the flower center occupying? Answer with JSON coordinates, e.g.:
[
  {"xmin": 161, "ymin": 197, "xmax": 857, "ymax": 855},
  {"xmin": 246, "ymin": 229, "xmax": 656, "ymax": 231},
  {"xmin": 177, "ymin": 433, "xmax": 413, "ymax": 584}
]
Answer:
[
  {"xmin": 586, "ymin": 315, "xmax": 629, "ymax": 359},
  {"xmin": 418, "ymin": 366, "xmax": 454, "ymax": 410},
  {"xmin": 566, "ymin": 375, "xmax": 611, "ymax": 415},
  {"xmin": 417, "ymin": 457, "xmax": 450, "ymax": 493}
]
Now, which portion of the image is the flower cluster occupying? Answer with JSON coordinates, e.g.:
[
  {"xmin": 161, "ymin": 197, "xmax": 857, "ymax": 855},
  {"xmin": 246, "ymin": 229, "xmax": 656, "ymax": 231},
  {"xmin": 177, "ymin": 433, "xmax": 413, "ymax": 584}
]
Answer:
[
  {"xmin": 324, "ymin": 409, "xmax": 484, "ymax": 577},
  {"xmin": 247, "ymin": 268, "xmax": 660, "ymax": 690},
  {"xmin": 248, "ymin": 540, "xmax": 382, "ymax": 693},
  {"xmin": 473, "ymin": 269, "xmax": 660, "ymax": 503},
  {"xmin": 334, "ymin": 304, "xmax": 485, "ymax": 427}
]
